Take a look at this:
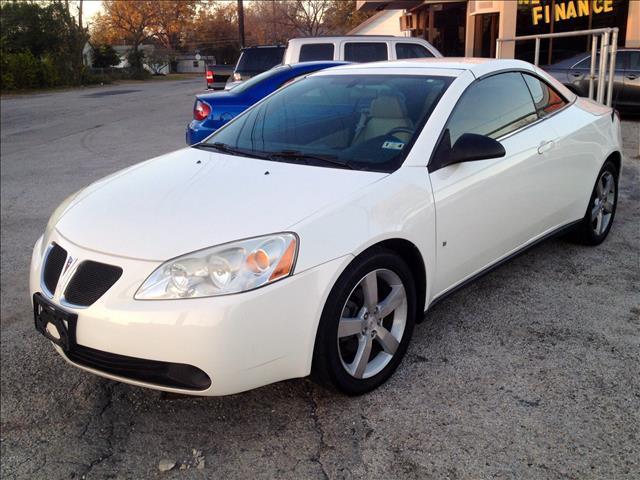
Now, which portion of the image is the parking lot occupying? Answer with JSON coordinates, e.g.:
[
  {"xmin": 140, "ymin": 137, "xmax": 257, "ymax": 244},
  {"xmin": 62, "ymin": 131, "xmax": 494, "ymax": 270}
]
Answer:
[{"xmin": 1, "ymin": 78, "xmax": 639, "ymax": 479}]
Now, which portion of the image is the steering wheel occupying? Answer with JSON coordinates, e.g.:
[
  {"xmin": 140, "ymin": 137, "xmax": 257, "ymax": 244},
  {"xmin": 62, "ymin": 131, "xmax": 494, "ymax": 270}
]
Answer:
[{"xmin": 386, "ymin": 127, "xmax": 415, "ymax": 138}]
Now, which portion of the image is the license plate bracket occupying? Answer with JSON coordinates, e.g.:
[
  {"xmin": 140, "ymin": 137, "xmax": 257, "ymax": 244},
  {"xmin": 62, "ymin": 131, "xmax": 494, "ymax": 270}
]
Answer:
[{"xmin": 33, "ymin": 293, "xmax": 77, "ymax": 352}]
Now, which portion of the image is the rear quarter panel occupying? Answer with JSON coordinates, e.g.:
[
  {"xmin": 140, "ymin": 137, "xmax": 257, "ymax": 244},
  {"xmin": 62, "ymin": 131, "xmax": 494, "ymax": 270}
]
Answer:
[{"xmin": 545, "ymin": 99, "xmax": 622, "ymax": 221}]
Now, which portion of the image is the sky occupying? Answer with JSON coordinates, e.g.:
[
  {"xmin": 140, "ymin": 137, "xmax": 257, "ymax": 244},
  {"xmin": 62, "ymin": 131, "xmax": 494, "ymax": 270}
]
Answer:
[
  {"xmin": 76, "ymin": 0, "xmax": 260, "ymax": 23},
  {"xmin": 79, "ymin": 0, "xmax": 103, "ymax": 22}
]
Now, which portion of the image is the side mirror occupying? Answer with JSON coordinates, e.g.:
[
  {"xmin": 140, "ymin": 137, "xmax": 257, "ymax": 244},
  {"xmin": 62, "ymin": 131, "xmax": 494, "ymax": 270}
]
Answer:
[
  {"xmin": 447, "ymin": 133, "xmax": 506, "ymax": 166},
  {"xmin": 432, "ymin": 131, "xmax": 506, "ymax": 171}
]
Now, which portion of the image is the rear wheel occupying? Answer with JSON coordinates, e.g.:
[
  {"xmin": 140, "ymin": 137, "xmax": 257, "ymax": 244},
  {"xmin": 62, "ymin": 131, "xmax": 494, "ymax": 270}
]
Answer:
[
  {"xmin": 312, "ymin": 249, "xmax": 416, "ymax": 395},
  {"xmin": 573, "ymin": 160, "xmax": 618, "ymax": 245}
]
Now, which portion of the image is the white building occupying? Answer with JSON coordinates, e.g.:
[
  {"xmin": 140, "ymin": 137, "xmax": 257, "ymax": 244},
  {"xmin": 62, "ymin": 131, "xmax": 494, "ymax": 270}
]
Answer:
[
  {"xmin": 174, "ymin": 55, "xmax": 216, "ymax": 73},
  {"xmin": 348, "ymin": 10, "xmax": 409, "ymax": 36}
]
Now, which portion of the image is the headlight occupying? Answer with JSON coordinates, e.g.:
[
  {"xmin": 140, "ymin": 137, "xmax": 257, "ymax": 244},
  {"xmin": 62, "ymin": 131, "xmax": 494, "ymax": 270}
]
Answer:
[{"xmin": 135, "ymin": 233, "xmax": 298, "ymax": 300}]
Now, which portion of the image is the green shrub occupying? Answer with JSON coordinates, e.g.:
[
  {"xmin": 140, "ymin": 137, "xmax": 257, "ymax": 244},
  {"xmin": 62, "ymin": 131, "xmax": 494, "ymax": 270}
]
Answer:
[
  {"xmin": 1, "ymin": 72, "xmax": 16, "ymax": 90},
  {"xmin": 129, "ymin": 68, "xmax": 151, "ymax": 80},
  {"xmin": 82, "ymin": 71, "xmax": 112, "ymax": 85},
  {"xmin": 39, "ymin": 55, "xmax": 61, "ymax": 87},
  {"xmin": 1, "ymin": 51, "xmax": 40, "ymax": 89},
  {"xmin": 0, "ymin": 50, "xmax": 152, "ymax": 91},
  {"xmin": 92, "ymin": 44, "xmax": 120, "ymax": 69}
]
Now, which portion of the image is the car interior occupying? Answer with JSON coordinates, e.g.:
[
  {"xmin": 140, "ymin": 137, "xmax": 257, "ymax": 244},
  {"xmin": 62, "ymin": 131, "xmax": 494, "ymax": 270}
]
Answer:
[{"xmin": 214, "ymin": 75, "xmax": 452, "ymax": 171}]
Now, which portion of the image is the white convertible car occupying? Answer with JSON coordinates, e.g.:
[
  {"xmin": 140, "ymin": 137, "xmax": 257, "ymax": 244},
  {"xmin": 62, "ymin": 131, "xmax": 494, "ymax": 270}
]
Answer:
[{"xmin": 30, "ymin": 59, "xmax": 622, "ymax": 396}]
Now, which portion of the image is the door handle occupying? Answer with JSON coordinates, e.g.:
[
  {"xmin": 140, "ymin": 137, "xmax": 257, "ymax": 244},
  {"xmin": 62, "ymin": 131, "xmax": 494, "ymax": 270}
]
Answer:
[
  {"xmin": 569, "ymin": 72, "xmax": 582, "ymax": 78},
  {"xmin": 626, "ymin": 73, "xmax": 638, "ymax": 80},
  {"xmin": 537, "ymin": 140, "xmax": 555, "ymax": 154}
]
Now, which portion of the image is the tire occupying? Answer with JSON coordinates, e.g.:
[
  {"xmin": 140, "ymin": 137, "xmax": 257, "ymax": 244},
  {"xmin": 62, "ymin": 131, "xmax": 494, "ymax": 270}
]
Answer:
[
  {"xmin": 311, "ymin": 248, "xmax": 416, "ymax": 395},
  {"xmin": 572, "ymin": 159, "xmax": 619, "ymax": 245}
]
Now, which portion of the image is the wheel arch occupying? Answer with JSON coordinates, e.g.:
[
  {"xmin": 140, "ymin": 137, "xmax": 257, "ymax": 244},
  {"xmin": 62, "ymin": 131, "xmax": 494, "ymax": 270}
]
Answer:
[
  {"xmin": 606, "ymin": 150, "xmax": 622, "ymax": 176},
  {"xmin": 353, "ymin": 238, "xmax": 428, "ymax": 323},
  {"xmin": 582, "ymin": 148, "xmax": 623, "ymax": 213}
]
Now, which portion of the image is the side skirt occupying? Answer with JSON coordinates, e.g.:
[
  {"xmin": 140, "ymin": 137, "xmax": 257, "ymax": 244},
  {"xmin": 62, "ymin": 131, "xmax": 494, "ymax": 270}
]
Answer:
[{"xmin": 424, "ymin": 219, "xmax": 582, "ymax": 317}]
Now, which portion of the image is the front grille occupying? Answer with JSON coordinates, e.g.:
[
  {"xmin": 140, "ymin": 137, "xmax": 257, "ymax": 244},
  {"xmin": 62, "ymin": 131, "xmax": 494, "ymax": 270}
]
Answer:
[
  {"xmin": 43, "ymin": 243, "xmax": 67, "ymax": 295},
  {"xmin": 64, "ymin": 261, "xmax": 122, "ymax": 307},
  {"xmin": 66, "ymin": 345, "xmax": 211, "ymax": 390}
]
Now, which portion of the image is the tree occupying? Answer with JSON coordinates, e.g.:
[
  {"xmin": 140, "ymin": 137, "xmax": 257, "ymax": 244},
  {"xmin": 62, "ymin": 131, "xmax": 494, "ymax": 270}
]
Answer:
[
  {"xmin": 154, "ymin": 1, "xmax": 197, "ymax": 52},
  {"xmin": 50, "ymin": 0, "xmax": 88, "ymax": 83},
  {"xmin": 92, "ymin": 44, "xmax": 120, "ymax": 68},
  {"xmin": 244, "ymin": 1, "xmax": 297, "ymax": 45},
  {"xmin": 243, "ymin": 1, "xmax": 368, "ymax": 43},
  {"xmin": 323, "ymin": 0, "xmax": 374, "ymax": 34},
  {"xmin": 0, "ymin": 0, "xmax": 88, "ymax": 87},
  {"xmin": 89, "ymin": 12, "xmax": 122, "ymax": 45},
  {"xmin": 280, "ymin": 0, "xmax": 332, "ymax": 37},
  {"xmin": 184, "ymin": 2, "xmax": 240, "ymax": 64},
  {"xmin": 98, "ymin": 1, "xmax": 160, "ymax": 71},
  {"xmin": 146, "ymin": 48, "xmax": 171, "ymax": 75},
  {"xmin": 0, "ymin": 1, "xmax": 63, "ymax": 57}
]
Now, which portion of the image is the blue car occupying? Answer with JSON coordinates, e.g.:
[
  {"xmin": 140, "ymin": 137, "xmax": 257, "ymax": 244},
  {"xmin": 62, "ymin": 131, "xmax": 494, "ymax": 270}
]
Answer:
[{"xmin": 186, "ymin": 61, "xmax": 348, "ymax": 145}]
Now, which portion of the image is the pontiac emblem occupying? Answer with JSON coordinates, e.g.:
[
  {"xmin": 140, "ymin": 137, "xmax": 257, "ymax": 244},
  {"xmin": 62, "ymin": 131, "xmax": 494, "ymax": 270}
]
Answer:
[{"xmin": 62, "ymin": 256, "xmax": 75, "ymax": 275}]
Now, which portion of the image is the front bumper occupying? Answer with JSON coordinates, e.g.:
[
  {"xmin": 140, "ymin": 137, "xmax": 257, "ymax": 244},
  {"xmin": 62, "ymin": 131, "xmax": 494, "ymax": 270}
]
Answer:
[{"xmin": 30, "ymin": 233, "xmax": 351, "ymax": 396}]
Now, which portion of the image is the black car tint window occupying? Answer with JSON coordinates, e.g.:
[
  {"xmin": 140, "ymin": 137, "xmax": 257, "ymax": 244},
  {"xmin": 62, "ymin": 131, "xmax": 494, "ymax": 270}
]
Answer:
[
  {"xmin": 236, "ymin": 47, "xmax": 285, "ymax": 73},
  {"xmin": 344, "ymin": 43, "xmax": 387, "ymax": 62},
  {"xmin": 446, "ymin": 72, "xmax": 538, "ymax": 144},
  {"xmin": 299, "ymin": 44, "xmax": 335, "ymax": 61},
  {"xmin": 396, "ymin": 43, "xmax": 433, "ymax": 59}
]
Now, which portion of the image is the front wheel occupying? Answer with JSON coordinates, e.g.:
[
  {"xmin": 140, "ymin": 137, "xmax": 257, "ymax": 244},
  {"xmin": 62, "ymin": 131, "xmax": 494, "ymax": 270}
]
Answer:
[
  {"xmin": 311, "ymin": 249, "xmax": 416, "ymax": 395},
  {"xmin": 573, "ymin": 160, "xmax": 619, "ymax": 245}
]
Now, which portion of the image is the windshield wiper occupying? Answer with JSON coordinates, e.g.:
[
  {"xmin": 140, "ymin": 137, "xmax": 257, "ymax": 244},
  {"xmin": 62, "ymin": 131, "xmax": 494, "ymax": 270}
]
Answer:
[
  {"xmin": 196, "ymin": 142, "xmax": 269, "ymax": 160},
  {"xmin": 268, "ymin": 150, "xmax": 355, "ymax": 170}
]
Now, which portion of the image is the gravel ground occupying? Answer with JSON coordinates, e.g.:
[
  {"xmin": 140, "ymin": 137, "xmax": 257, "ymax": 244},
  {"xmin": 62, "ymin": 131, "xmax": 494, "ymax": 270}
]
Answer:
[{"xmin": 1, "ymin": 80, "xmax": 639, "ymax": 479}]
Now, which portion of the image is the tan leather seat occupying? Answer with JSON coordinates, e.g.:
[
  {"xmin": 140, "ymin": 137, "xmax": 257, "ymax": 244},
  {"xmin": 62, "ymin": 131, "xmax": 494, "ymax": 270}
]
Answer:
[{"xmin": 354, "ymin": 95, "xmax": 413, "ymax": 144}]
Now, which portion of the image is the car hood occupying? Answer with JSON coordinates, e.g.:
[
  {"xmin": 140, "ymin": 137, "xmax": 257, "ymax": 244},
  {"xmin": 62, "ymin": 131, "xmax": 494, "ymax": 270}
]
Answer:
[{"xmin": 55, "ymin": 148, "xmax": 386, "ymax": 260}]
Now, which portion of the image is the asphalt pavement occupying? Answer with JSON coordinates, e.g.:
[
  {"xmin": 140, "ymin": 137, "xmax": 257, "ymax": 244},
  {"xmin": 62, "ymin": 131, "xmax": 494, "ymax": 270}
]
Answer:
[{"xmin": 1, "ymin": 79, "xmax": 639, "ymax": 479}]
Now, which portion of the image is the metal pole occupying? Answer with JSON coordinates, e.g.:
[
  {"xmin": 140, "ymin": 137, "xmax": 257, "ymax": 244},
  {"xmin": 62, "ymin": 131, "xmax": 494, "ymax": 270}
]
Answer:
[
  {"xmin": 497, "ymin": 27, "xmax": 617, "ymax": 43},
  {"xmin": 534, "ymin": 37, "xmax": 540, "ymax": 66},
  {"xmin": 596, "ymin": 31, "xmax": 609, "ymax": 104},
  {"xmin": 237, "ymin": 0, "xmax": 245, "ymax": 49},
  {"xmin": 496, "ymin": 39, "xmax": 501, "ymax": 59},
  {"xmin": 271, "ymin": 0, "xmax": 276, "ymax": 43},
  {"xmin": 606, "ymin": 29, "xmax": 618, "ymax": 107},
  {"xmin": 588, "ymin": 35, "xmax": 598, "ymax": 100}
]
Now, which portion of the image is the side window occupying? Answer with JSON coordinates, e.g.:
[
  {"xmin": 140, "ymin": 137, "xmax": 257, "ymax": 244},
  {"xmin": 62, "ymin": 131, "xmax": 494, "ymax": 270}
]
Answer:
[
  {"xmin": 344, "ymin": 43, "xmax": 387, "ymax": 62},
  {"xmin": 628, "ymin": 51, "xmax": 640, "ymax": 70},
  {"xmin": 576, "ymin": 53, "xmax": 626, "ymax": 70},
  {"xmin": 446, "ymin": 72, "xmax": 538, "ymax": 144},
  {"xmin": 299, "ymin": 43, "xmax": 334, "ymax": 61},
  {"xmin": 522, "ymin": 73, "xmax": 567, "ymax": 117},
  {"xmin": 574, "ymin": 56, "xmax": 592, "ymax": 69},
  {"xmin": 396, "ymin": 43, "xmax": 433, "ymax": 59}
]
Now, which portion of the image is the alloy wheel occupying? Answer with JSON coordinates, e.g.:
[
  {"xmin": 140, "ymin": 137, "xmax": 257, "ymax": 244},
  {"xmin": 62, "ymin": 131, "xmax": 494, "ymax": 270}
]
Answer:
[
  {"xmin": 337, "ymin": 268, "xmax": 407, "ymax": 379},
  {"xmin": 591, "ymin": 171, "xmax": 616, "ymax": 236}
]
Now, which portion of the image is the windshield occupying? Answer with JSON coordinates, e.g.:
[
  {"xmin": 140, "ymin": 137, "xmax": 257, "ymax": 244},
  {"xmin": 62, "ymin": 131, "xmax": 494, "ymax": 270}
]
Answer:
[
  {"xmin": 236, "ymin": 47, "xmax": 285, "ymax": 74},
  {"xmin": 230, "ymin": 65, "xmax": 290, "ymax": 94},
  {"xmin": 202, "ymin": 74, "xmax": 453, "ymax": 172}
]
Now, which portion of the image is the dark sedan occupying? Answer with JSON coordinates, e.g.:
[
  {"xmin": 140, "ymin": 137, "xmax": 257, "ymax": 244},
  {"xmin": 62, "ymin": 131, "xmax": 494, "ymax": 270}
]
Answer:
[{"xmin": 544, "ymin": 48, "xmax": 639, "ymax": 112}]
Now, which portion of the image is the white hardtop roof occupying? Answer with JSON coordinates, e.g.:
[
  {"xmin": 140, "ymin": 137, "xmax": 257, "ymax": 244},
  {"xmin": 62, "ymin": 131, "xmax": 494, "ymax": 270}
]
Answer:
[
  {"xmin": 313, "ymin": 57, "xmax": 536, "ymax": 78},
  {"xmin": 288, "ymin": 36, "xmax": 416, "ymax": 41}
]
